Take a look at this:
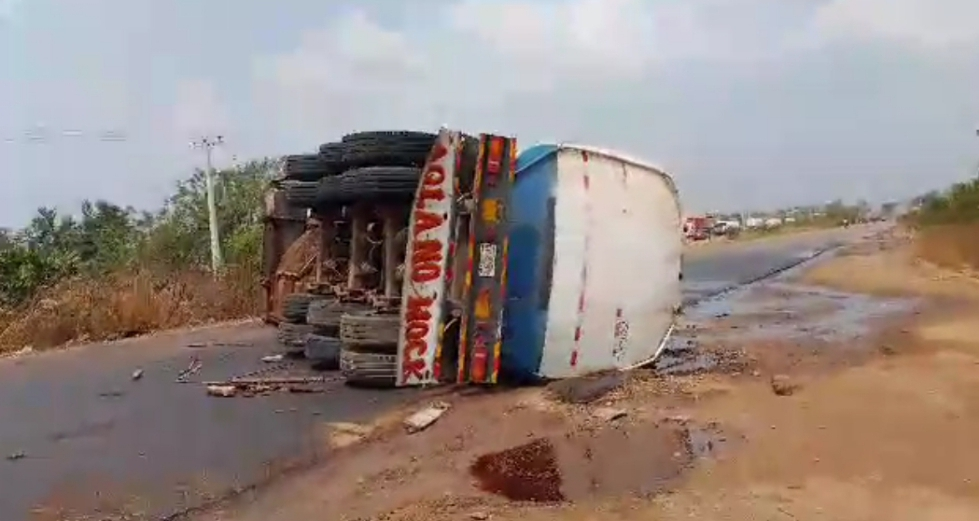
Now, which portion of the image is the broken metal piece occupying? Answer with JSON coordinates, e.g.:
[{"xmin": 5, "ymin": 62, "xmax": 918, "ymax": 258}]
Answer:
[{"xmin": 176, "ymin": 356, "xmax": 203, "ymax": 382}]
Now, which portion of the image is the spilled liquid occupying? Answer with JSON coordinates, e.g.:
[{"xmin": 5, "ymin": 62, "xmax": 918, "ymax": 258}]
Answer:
[
  {"xmin": 470, "ymin": 423, "xmax": 729, "ymax": 503},
  {"xmin": 470, "ymin": 439, "xmax": 564, "ymax": 502}
]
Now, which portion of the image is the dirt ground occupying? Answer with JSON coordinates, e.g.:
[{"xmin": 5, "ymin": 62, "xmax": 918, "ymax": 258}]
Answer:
[{"xmin": 195, "ymin": 230, "xmax": 979, "ymax": 521}]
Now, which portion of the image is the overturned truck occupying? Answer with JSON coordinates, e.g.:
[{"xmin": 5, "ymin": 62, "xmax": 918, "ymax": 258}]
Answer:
[{"xmin": 263, "ymin": 129, "xmax": 682, "ymax": 387}]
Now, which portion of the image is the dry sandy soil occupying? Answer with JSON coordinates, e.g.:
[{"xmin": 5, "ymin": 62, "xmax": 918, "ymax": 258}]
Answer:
[{"xmin": 194, "ymin": 230, "xmax": 979, "ymax": 521}]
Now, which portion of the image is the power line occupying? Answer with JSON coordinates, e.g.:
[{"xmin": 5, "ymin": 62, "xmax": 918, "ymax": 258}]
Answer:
[
  {"xmin": 1, "ymin": 127, "xmax": 129, "ymax": 144},
  {"xmin": 190, "ymin": 135, "xmax": 225, "ymax": 274}
]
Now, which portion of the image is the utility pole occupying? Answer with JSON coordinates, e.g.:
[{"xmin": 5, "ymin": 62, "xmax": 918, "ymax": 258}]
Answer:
[{"xmin": 191, "ymin": 135, "xmax": 225, "ymax": 274}]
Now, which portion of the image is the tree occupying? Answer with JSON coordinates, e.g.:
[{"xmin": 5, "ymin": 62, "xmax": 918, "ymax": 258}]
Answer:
[
  {"xmin": 0, "ymin": 157, "xmax": 277, "ymax": 307},
  {"xmin": 139, "ymin": 158, "xmax": 277, "ymax": 270}
]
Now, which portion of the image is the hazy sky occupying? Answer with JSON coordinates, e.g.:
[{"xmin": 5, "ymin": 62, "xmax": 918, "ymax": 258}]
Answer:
[{"xmin": 1, "ymin": 0, "xmax": 978, "ymax": 226}]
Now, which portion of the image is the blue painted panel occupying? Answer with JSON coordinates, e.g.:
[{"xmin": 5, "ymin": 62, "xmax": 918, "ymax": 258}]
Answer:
[{"xmin": 501, "ymin": 145, "xmax": 558, "ymax": 383}]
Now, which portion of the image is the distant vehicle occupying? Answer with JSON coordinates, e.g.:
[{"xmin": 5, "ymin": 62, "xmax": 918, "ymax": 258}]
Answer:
[
  {"xmin": 684, "ymin": 216, "xmax": 712, "ymax": 240},
  {"xmin": 711, "ymin": 220, "xmax": 741, "ymax": 238}
]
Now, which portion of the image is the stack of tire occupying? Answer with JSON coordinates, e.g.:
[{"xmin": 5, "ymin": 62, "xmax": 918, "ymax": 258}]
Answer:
[
  {"xmin": 303, "ymin": 299, "xmax": 366, "ymax": 370},
  {"xmin": 339, "ymin": 310, "xmax": 402, "ymax": 387},
  {"xmin": 308, "ymin": 130, "xmax": 436, "ymax": 387},
  {"xmin": 274, "ymin": 150, "xmax": 344, "ymax": 364},
  {"xmin": 277, "ymin": 293, "xmax": 317, "ymax": 355},
  {"xmin": 314, "ymin": 131, "xmax": 437, "ymax": 209},
  {"xmin": 279, "ymin": 149, "xmax": 346, "ymax": 211}
]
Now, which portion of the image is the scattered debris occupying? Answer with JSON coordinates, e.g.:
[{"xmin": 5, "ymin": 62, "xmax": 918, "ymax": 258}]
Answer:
[
  {"xmin": 213, "ymin": 341, "xmax": 254, "ymax": 348},
  {"xmin": 207, "ymin": 376, "xmax": 326, "ymax": 386},
  {"xmin": 664, "ymin": 414, "xmax": 692, "ymax": 425},
  {"xmin": 6, "ymin": 451, "xmax": 25, "ymax": 461},
  {"xmin": 327, "ymin": 422, "xmax": 375, "ymax": 449},
  {"xmin": 99, "ymin": 389, "xmax": 126, "ymax": 398},
  {"xmin": 546, "ymin": 370, "xmax": 627, "ymax": 404},
  {"xmin": 176, "ymin": 356, "xmax": 203, "ymax": 382},
  {"xmin": 287, "ymin": 384, "xmax": 323, "ymax": 394},
  {"xmin": 592, "ymin": 407, "xmax": 628, "ymax": 422},
  {"xmin": 879, "ymin": 343, "xmax": 897, "ymax": 356},
  {"xmin": 131, "ymin": 368, "xmax": 144, "ymax": 381},
  {"xmin": 11, "ymin": 346, "xmax": 33, "ymax": 357},
  {"xmin": 187, "ymin": 340, "xmax": 252, "ymax": 348},
  {"xmin": 469, "ymin": 512, "xmax": 490, "ymax": 520},
  {"xmin": 404, "ymin": 402, "xmax": 451, "ymax": 434},
  {"xmin": 770, "ymin": 374, "xmax": 799, "ymax": 396},
  {"xmin": 206, "ymin": 385, "xmax": 237, "ymax": 397},
  {"xmin": 204, "ymin": 375, "xmax": 333, "ymax": 397},
  {"xmin": 261, "ymin": 354, "xmax": 284, "ymax": 363}
]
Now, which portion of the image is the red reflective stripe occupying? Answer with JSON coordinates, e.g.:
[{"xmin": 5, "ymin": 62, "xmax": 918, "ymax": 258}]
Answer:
[{"xmin": 570, "ymin": 168, "xmax": 592, "ymax": 369}]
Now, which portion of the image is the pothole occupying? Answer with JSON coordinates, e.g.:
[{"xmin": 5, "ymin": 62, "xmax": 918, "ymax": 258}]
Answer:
[{"xmin": 469, "ymin": 421, "xmax": 729, "ymax": 503}]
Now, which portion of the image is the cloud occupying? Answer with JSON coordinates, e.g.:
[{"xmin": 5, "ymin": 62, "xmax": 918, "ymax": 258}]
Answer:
[
  {"xmin": 250, "ymin": 0, "xmax": 777, "ymax": 138},
  {"xmin": 0, "ymin": 0, "xmax": 23, "ymax": 20},
  {"xmin": 810, "ymin": 0, "xmax": 979, "ymax": 50},
  {"xmin": 248, "ymin": 0, "xmax": 979, "ymax": 213}
]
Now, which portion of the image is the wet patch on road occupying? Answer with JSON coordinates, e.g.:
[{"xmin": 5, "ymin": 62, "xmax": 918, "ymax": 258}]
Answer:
[
  {"xmin": 659, "ymin": 279, "xmax": 919, "ymax": 376},
  {"xmin": 470, "ymin": 420, "xmax": 732, "ymax": 503},
  {"xmin": 471, "ymin": 438, "xmax": 564, "ymax": 502},
  {"xmin": 690, "ymin": 282, "xmax": 917, "ymax": 342}
]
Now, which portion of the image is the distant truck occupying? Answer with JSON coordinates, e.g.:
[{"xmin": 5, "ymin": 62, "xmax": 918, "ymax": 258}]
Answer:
[
  {"xmin": 262, "ymin": 129, "xmax": 682, "ymax": 387},
  {"xmin": 684, "ymin": 216, "xmax": 712, "ymax": 240}
]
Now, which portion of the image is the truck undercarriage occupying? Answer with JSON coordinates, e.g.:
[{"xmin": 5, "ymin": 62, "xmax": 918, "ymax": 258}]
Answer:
[{"xmin": 262, "ymin": 129, "xmax": 515, "ymax": 388}]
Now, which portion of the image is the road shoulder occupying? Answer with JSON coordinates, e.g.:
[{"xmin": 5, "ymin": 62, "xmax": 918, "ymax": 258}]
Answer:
[{"xmin": 196, "ymin": 230, "xmax": 979, "ymax": 521}]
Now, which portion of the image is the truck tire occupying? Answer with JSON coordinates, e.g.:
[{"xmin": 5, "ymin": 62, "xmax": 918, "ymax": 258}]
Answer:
[
  {"xmin": 304, "ymin": 334, "xmax": 341, "ymax": 369},
  {"xmin": 338, "ymin": 166, "xmax": 422, "ymax": 204},
  {"xmin": 340, "ymin": 346, "xmax": 397, "ymax": 388},
  {"xmin": 314, "ymin": 175, "xmax": 348, "ymax": 207},
  {"xmin": 341, "ymin": 130, "xmax": 437, "ymax": 169},
  {"xmin": 340, "ymin": 311, "xmax": 400, "ymax": 348},
  {"xmin": 278, "ymin": 322, "xmax": 313, "ymax": 349},
  {"xmin": 307, "ymin": 300, "xmax": 368, "ymax": 335},
  {"xmin": 317, "ymin": 142, "xmax": 348, "ymax": 175},
  {"xmin": 283, "ymin": 180, "xmax": 318, "ymax": 208},
  {"xmin": 283, "ymin": 154, "xmax": 330, "ymax": 182},
  {"xmin": 283, "ymin": 293, "xmax": 318, "ymax": 323}
]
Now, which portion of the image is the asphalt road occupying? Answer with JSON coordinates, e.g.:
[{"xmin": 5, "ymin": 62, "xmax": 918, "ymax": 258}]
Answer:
[
  {"xmin": 681, "ymin": 225, "xmax": 880, "ymax": 304},
  {"xmin": 0, "ymin": 225, "xmax": 878, "ymax": 520}
]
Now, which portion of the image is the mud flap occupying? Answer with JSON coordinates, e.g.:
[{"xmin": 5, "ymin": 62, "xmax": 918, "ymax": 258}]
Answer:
[
  {"xmin": 395, "ymin": 129, "xmax": 462, "ymax": 386},
  {"xmin": 457, "ymin": 135, "xmax": 517, "ymax": 384}
]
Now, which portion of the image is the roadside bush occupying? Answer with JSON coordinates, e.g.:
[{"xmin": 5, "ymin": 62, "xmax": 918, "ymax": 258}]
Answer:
[
  {"xmin": 0, "ymin": 267, "xmax": 261, "ymax": 352},
  {"xmin": 0, "ymin": 158, "xmax": 277, "ymax": 353},
  {"xmin": 913, "ymin": 223, "xmax": 979, "ymax": 272},
  {"xmin": 908, "ymin": 175, "xmax": 979, "ymax": 271},
  {"xmin": 908, "ymin": 177, "xmax": 979, "ymax": 227}
]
